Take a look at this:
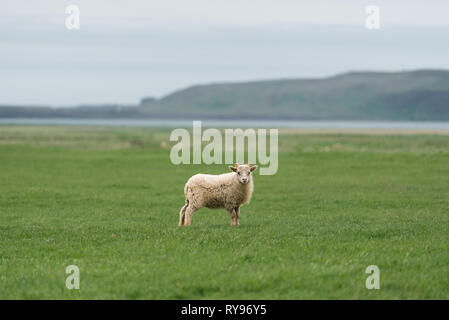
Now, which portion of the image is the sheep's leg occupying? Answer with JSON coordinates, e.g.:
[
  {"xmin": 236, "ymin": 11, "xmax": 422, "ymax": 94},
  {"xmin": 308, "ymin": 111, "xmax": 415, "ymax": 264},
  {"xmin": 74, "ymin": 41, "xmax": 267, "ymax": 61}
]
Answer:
[
  {"xmin": 178, "ymin": 201, "xmax": 188, "ymax": 227},
  {"xmin": 235, "ymin": 206, "xmax": 240, "ymax": 226},
  {"xmin": 228, "ymin": 209, "xmax": 237, "ymax": 226},
  {"xmin": 184, "ymin": 206, "xmax": 197, "ymax": 226}
]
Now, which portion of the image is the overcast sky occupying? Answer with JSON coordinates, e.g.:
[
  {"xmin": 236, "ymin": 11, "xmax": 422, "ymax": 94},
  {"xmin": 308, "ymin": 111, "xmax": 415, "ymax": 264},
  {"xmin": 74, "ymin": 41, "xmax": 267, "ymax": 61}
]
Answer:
[{"xmin": 2, "ymin": 0, "xmax": 449, "ymax": 106}]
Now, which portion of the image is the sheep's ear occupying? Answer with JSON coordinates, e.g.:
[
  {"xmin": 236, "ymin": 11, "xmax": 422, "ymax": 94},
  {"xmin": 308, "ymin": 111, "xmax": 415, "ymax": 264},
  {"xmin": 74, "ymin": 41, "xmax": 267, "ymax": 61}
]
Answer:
[
  {"xmin": 229, "ymin": 166, "xmax": 237, "ymax": 172},
  {"xmin": 250, "ymin": 165, "xmax": 258, "ymax": 172}
]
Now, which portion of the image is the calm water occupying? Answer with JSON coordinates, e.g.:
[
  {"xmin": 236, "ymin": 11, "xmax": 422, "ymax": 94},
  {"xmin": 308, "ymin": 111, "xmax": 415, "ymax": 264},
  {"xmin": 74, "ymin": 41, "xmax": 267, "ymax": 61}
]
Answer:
[{"xmin": 1, "ymin": 118, "xmax": 449, "ymax": 130}]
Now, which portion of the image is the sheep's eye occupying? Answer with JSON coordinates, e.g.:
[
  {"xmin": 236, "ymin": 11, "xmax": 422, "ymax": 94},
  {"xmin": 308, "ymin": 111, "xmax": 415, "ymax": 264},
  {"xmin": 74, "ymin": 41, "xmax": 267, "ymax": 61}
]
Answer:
[{"xmin": 237, "ymin": 172, "xmax": 240, "ymax": 175}]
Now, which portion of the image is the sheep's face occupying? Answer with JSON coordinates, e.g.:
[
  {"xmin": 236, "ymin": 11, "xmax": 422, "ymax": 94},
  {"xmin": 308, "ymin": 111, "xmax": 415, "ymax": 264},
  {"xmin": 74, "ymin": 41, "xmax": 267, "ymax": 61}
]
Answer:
[{"xmin": 229, "ymin": 164, "xmax": 257, "ymax": 185}]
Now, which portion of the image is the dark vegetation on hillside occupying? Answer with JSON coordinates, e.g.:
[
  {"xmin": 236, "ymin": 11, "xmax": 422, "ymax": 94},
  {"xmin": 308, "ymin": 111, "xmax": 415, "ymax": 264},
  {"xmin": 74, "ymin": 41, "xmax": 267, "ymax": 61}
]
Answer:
[{"xmin": 2, "ymin": 70, "xmax": 449, "ymax": 120}]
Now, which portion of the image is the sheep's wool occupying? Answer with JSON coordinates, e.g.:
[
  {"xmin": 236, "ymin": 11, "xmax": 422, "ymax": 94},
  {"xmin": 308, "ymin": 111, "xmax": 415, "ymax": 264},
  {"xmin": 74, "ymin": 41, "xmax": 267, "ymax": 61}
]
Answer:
[{"xmin": 185, "ymin": 172, "xmax": 254, "ymax": 211}]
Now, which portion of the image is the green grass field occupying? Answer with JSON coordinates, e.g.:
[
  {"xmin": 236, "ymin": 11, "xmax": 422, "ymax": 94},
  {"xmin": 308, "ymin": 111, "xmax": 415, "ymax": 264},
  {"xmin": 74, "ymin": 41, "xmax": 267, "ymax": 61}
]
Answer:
[{"xmin": 0, "ymin": 126, "xmax": 448, "ymax": 299}]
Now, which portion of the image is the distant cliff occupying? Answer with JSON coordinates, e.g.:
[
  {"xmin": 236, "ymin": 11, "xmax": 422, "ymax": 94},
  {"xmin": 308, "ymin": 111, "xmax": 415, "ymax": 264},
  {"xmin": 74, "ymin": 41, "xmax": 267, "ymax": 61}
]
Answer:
[{"xmin": 2, "ymin": 70, "xmax": 449, "ymax": 120}]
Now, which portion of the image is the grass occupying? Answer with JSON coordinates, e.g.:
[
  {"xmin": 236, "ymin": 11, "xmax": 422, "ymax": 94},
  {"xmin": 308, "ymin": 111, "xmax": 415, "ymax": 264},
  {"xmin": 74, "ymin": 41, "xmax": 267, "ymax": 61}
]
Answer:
[{"xmin": 0, "ymin": 125, "xmax": 448, "ymax": 299}]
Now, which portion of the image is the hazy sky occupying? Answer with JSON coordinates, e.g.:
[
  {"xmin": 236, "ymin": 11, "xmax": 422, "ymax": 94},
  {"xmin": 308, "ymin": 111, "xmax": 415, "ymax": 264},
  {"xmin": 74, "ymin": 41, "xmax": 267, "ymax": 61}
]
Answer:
[{"xmin": 2, "ymin": 0, "xmax": 449, "ymax": 106}]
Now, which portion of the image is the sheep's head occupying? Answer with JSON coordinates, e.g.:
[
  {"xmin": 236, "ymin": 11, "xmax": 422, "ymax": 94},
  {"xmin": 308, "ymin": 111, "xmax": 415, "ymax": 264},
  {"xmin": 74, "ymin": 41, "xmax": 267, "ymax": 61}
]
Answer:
[{"xmin": 229, "ymin": 163, "xmax": 257, "ymax": 184}]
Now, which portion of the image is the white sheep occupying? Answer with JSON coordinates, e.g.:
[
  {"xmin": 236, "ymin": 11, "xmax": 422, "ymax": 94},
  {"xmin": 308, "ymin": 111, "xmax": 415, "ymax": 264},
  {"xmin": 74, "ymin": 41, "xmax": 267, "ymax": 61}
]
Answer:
[{"xmin": 179, "ymin": 163, "xmax": 258, "ymax": 226}]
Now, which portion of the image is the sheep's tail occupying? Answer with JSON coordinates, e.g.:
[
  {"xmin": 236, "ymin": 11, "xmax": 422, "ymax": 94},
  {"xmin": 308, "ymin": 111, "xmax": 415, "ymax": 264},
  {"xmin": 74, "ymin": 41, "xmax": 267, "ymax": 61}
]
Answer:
[{"xmin": 178, "ymin": 199, "xmax": 189, "ymax": 227}]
